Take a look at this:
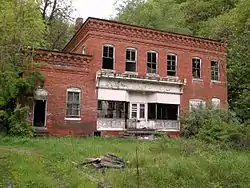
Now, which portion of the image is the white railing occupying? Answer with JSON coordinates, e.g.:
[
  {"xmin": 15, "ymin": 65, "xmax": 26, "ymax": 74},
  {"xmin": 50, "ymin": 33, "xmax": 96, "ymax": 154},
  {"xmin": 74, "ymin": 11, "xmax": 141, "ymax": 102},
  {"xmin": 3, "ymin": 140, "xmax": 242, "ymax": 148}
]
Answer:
[
  {"xmin": 97, "ymin": 118, "xmax": 126, "ymax": 130},
  {"xmin": 152, "ymin": 120, "xmax": 180, "ymax": 131}
]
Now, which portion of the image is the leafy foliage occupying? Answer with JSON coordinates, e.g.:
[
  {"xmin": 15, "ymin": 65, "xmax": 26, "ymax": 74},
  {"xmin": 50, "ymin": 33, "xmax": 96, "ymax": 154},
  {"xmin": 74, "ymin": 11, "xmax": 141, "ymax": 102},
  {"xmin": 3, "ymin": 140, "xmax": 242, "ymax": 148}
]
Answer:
[{"xmin": 0, "ymin": 0, "xmax": 45, "ymax": 136}]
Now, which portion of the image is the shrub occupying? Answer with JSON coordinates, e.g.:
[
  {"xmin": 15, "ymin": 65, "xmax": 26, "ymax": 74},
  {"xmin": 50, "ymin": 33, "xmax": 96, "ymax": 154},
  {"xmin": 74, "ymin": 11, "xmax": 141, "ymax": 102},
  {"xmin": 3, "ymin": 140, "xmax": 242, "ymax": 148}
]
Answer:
[
  {"xmin": 8, "ymin": 106, "xmax": 33, "ymax": 137},
  {"xmin": 181, "ymin": 106, "xmax": 239, "ymax": 138}
]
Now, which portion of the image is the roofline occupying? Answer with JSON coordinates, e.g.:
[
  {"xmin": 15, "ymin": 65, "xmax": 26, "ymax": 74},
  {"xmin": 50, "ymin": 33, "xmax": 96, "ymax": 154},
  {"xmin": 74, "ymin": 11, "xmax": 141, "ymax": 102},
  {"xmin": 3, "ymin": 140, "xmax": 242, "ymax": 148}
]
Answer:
[
  {"xmin": 88, "ymin": 17, "xmax": 223, "ymax": 44},
  {"xmin": 63, "ymin": 17, "xmax": 226, "ymax": 52},
  {"xmin": 31, "ymin": 48, "xmax": 92, "ymax": 58}
]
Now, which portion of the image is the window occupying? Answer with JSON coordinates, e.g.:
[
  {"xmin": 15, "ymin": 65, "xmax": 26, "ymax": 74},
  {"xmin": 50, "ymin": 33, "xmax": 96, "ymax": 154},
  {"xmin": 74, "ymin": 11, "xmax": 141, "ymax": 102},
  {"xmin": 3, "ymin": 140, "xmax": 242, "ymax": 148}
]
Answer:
[
  {"xmin": 82, "ymin": 46, "xmax": 86, "ymax": 55},
  {"xmin": 139, "ymin": 104, "xmax": 145, "ymax": 119},
  {"xmin": 66, "ymin": 88, "xmax": 81, "ymax": 118},
  {"xmin": 131, "ymin": 104, "xmax": 137, "ymax": 118},
  {"xmin": 147, "ymin": 51, "xmax": 157, "ymax": 74},
  {"xmin": 167, "ymin": 55, "xmax": 177, "ymax": 76},
  {"xmin": 148, "ymin": 103, "xmax": 178, "ymax": 120},
  {"xmin": 189, "ymin": 99, "xmax": 205, "ymax": 112},
  {"xmin": 192, "ymin": 58, "xmax": 201, "ymax": 79},
  {"xmin": 130, "ymin": 103, "xmax": 146, "ymax": 119},
  {"xmin": 97, "ymin": 100, "xmax": 126, "ymax": 118},
  {"xmin": 126, "ymin": 48, "xmax": 137, "ymax": 72},
  {"xmin": 102, "ymin": 45, "xmax": 114, "ymax": 69},
  {"xmin": 212, "ymin": 98, "xmax": 220, "ymax": 109},
  {"xmin": 211, "ymin": 61, "xmax": 219, "ymax": 81}
]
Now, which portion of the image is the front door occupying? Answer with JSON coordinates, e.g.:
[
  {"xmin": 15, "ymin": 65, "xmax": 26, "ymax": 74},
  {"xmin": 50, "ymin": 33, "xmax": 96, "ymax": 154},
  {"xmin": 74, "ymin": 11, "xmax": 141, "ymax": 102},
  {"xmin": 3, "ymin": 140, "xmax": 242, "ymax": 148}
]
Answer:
[
  {"xmin": 129, "ymin": 103, "xmax": 147, "ymax": 129},
  {"xmin": 33, "ymin": 100, "xmax": 46, "ymax": 127}
]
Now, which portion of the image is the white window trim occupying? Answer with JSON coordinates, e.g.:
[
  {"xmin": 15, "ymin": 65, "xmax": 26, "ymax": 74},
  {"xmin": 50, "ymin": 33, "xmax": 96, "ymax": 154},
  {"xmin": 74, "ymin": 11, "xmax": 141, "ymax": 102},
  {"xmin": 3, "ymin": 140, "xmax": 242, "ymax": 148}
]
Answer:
[
  {"xmin": 102, "ymin": 44, "xmax": 115, "ymax": 70},
  {"xmin": 125, "ymin": 47, "xmax": 137, "ymax": 73},
  {"xmin": 146, "ymin": 50, "xmax": 158, "ymax": 75},
  {"xmin": 211, "ymin": 98, "xmax": 220, "ymax": 109},
  {"xmin": 189, "ymin": 99, "xmax": 206, "ymax": 111},
  {"xmin": 211, "ymin": 60, "xmax": 220, "ymax": 82},
  {"xmin": 167, "ymin": 53, "xmax": 178, "ymax": 77},
  {"xmin": 192, "ymin": 57, "xmax": 202, "ymax": 80},
  {"xmin": 65, "ymin": 87, "xmax": 81, "ymax": 120},
  {"xmin": 130, "ymin": 103, "xmax": 147, "ymax": 120}
]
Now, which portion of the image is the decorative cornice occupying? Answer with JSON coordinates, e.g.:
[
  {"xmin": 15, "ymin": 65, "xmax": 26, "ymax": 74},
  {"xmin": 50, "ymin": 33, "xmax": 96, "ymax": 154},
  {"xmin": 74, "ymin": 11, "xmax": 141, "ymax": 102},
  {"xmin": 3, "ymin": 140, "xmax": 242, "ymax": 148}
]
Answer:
[
  {"xmin": 29, "ymin": 49, "xmax": 92, "ymax": 69},
  {"xmin": 63, "ymin": 17, "xmax": 227, "ymax": 53}
]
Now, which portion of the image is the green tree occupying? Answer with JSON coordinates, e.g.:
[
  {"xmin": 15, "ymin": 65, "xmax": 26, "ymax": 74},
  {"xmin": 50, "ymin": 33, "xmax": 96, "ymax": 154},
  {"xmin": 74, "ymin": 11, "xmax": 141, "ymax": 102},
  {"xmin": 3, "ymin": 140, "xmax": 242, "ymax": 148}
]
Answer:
[{"xmin": 0, "ymin": 0, "xmax": 45, "ymax": 136}]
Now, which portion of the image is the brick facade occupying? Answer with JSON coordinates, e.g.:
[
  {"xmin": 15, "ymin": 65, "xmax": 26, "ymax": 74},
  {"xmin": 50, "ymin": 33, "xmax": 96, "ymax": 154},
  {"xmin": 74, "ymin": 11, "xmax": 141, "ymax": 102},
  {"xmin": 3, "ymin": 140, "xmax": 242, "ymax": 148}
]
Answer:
[{"xmin": 32, "ymin": 17, "xmax": 227, "ymax": 136}]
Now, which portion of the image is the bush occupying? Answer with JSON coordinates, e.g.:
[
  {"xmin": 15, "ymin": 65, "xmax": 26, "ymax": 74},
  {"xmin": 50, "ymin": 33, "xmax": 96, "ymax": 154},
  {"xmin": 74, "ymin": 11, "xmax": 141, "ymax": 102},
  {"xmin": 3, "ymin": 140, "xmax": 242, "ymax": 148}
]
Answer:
[
  {"xmin": 181, "ymin": 106, "xmax": 239, "ymax": 138},
  {"xmin": 8, "ymin": 106, "xmax": 33, "ymax": 137}
]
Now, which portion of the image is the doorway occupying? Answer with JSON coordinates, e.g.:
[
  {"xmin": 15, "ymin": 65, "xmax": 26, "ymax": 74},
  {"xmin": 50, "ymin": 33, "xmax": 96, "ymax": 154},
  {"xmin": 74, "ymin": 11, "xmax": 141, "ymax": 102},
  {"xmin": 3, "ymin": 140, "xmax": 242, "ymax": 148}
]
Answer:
[{"xmin": 33, "ymin": 100, "xmax": 46, "ymax": 127}]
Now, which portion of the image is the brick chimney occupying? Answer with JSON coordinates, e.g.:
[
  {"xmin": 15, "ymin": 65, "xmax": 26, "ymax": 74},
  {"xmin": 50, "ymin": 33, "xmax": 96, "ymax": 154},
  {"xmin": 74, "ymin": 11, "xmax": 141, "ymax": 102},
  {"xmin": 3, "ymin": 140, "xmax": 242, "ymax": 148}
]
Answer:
[{"xmin": 75, "ymin": 17, "xmax": 83, "ymax": 32}]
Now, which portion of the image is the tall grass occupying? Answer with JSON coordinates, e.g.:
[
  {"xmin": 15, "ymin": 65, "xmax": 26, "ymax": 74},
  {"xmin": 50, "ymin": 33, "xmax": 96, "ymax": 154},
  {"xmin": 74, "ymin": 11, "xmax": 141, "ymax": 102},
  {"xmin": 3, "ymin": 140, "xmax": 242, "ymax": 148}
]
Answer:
[{"xmin": 0, "ymin": 136, "xmax": 250, "ymax": 188}]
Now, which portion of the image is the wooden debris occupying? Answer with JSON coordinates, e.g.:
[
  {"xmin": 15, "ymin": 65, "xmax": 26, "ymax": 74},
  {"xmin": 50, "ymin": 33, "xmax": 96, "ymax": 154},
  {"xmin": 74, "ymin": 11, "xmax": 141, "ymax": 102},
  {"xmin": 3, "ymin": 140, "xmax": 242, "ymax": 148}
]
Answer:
[{"xmin": 75, "ymin": 153, "xmax": 126, "ymax": 169}]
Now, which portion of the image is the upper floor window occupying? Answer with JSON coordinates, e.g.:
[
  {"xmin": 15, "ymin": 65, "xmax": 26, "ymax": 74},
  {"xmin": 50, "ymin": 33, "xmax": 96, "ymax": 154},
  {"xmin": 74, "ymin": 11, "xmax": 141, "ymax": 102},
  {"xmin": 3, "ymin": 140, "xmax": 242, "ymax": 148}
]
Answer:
[
  {"xmin": 82, "ymin": 46, "xmax": 86, "ymax": 55},
  {"xmin": 211, "ymin": 61, "xmax": 219, "ymax": 81},
  {"xmin": 126, "ymin": 48, "xmax": 137, "ymax": 72},
  {"xmin": 167, "ymin": 54, "xmax": 177, "ymax": 76},
  {"xmin": 102, "ymin": 45, "xmax": 114, "ymax": 70},
  {"xmin": 192, "ymin": 58, "xmax": 201, "ymax": 79},
  {"xmin": 147, "ymin": 51, "xmax": 157, "ymax": 74},
  {"xmin": 66, "ymin": 88, "xmax": 81, "ymax": 118}
]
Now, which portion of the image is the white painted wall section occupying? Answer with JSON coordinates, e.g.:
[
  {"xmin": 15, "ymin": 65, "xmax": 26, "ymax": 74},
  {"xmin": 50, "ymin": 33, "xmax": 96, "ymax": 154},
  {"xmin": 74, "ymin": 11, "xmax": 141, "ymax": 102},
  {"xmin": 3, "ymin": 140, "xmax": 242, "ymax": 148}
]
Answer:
[{"xmin": 98, "ymin": 89, "xmax": 129, "ymax": 101}]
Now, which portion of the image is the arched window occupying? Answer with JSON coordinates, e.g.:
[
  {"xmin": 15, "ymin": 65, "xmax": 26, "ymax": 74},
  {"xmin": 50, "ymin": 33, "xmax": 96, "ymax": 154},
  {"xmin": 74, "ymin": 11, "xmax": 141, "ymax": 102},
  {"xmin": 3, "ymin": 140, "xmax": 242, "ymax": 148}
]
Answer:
[
  {"xmin": 192, "ymin": 57, "xmax": 202, "ymax": 79},
  {"xmin": 126, "ymin": 48, "xmax": 137, "ymax": 72},
  {"xmin": 147, "ymin": 51, "xmax": 158, "ymax": 74},
  {"xmin": 66, "ymin": 88, "xmax": 81, "ymax": 118},
  {"xmin": 102, "ymin": 44, "xmax": 114, "ymax": 70},
  {"xmin": 167, "ymin": 54, "xmax": 177, "ymax": 76}
]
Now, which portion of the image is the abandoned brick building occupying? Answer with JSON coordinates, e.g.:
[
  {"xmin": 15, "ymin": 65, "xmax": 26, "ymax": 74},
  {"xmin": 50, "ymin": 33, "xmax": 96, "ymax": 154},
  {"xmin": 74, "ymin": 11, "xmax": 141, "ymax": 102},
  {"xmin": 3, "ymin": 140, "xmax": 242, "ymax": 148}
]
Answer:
[{"xmin": 31, "ymin": 17, "xmax": 227, "ymax": 136}]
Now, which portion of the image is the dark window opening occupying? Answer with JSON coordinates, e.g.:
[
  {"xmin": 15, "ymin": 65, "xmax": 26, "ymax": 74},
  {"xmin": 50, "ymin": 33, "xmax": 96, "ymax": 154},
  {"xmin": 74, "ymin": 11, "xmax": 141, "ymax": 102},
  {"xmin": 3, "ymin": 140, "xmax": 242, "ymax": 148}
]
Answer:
[
  {"xmin": 97, "ymin": 100, "xmax": 127, "ymax": 118},
  {"xmin": 33, "ymin": 100, "xmax": 46, "ymax": 127},
  {"xmin": 66, "ymin": 91, "xmax": 80, "ymax": 118},
  {"xmin": 192, "ymin": 58, "xmax": 201, "ymax": 79},
  {"xmin": 139, "ymin": 104, "xmax": 145, "ymax": 119},
  {"xmin": 147, "ymin": 52, "xmax": 157, "ymax": 73},
  {"xmin": 148, "ymin": 103, "xmax": 178, "ymax": 120},
  {"xmin": 102, "ymin": 45, "xmax": 114, "ymax": 69},
  {"xmin": 211, "ymin": 61, "xmax": 219, "ymax": 81},
  {"xmin": 167, "ymin": 55, "xmax": 176, "ymax": 76},
  {"xmin": 126, "ymin": 48, "xmax": 137, "ymax": 72}
]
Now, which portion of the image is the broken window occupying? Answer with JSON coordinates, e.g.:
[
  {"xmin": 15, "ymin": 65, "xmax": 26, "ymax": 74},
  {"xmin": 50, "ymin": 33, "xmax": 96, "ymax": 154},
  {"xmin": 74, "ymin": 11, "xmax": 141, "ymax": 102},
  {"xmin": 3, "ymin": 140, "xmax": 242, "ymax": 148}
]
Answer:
[
  {"xmin": 147, "ymin": 51, "xmax": 157, "ymax": 74},
  {"xmin": 126, "ymin": 48, "xmax": 137, "ymax": 72},
  {"xmin": 211, "ymin": 61, "xmax": 219, "ymax": 81},
  {"xmin": 192, "ymin": 58, "xmax": 201, "ymax": 79},
  {"xmin": 211, "ymin": 98, "xmax": 220, "ymax": 109},
  {"xmin": 189, "ymin": 99, "xmax": 206, "ymax": 112},
  {"xmin": 102, "ymin": 45, "xmax": 114, "ymax": 70},
  {"xmin": 148, "ymin": 103, "xmax": 178, "ymax": 120},
  {"xmin": 167, "ymin": 55, "xmax": 177, "ymax": 76},
  {"xmin": 66, "ymin": 88, "xmax": 80, "ymax": 118},
  {"xmin": 97, "ymin": 100, "xmax": 126, "ymax": 118}
]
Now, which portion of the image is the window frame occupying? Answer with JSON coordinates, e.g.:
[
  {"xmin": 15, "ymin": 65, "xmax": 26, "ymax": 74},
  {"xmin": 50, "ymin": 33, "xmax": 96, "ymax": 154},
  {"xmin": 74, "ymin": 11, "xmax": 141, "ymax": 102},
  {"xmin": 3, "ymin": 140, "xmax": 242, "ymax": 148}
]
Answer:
[
  {"xmin": 130, "ymin": 103, "xmax": 147, "ymax": 120},
  {"xmin": 192, "ymin": 57, "xmax": 202, "ymax": 79},
  {"xmin": 82, "ymin": 46, "xmax": 86, "ymax": 55},
  {"xmin": 146, "ymin": 51, "xmax": 158, "ymax": 74},
  {"xmin": 65, "ymin": 87, "xmax": 81, "ymax": 120},
  {"xmin": 167, "ymin": 54, "xmax": 177, "ymax": 77},
  {"xmin": 125, "ymin": 47, "xmax": 137, "ymax": 72},
  {"xmin": 211, "ymin": 60, "xmax": 220, "ymax": 81},
  {"xmin": 211, "ymin": 98, "xmax": 220, "ymax": 109},
  {"xmin": 102, "ymin": 44, "xmax": 115, "ymax": 70},
  {"xmin": 189, "ymin": 99, "xmax": 206, "ymax": 112}
]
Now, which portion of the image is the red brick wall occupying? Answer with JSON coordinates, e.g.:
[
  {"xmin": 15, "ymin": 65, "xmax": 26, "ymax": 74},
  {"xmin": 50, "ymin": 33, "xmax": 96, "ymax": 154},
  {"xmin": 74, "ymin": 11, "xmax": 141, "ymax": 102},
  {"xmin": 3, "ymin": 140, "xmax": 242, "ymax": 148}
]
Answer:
[
  {"xmin": 70, "ymin": 34, "xmax": 227, "ymax": 113},
  {"xmin": 33, "ymin": 50, "xmax": 97, "ymax": 135}
]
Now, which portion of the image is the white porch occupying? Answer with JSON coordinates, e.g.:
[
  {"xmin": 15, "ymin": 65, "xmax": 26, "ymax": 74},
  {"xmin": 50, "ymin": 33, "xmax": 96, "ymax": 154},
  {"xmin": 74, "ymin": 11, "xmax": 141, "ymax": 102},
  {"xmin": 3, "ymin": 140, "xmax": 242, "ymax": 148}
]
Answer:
[{"xmin": 96, "ymin": 70, "xmax": 185, "ymax": 132}]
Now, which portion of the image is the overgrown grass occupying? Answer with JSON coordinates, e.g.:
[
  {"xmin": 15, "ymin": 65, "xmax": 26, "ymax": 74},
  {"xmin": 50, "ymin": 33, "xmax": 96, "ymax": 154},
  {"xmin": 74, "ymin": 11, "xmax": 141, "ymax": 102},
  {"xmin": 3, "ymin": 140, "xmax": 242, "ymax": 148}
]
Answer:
[{"xmin": 0, "ymin": 136, "xmax": 250, "ymax": 188}]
